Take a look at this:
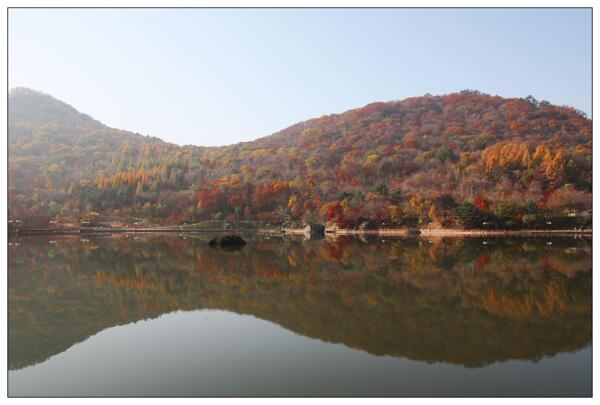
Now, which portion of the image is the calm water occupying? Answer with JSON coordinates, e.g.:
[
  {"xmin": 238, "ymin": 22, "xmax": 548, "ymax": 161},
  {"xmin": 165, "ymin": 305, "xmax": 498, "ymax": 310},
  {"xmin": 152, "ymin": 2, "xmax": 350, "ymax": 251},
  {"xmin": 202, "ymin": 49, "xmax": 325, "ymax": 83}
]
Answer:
[{"xmin": 8, "ymin": 233, "xmax": 592, "ymax": 397}]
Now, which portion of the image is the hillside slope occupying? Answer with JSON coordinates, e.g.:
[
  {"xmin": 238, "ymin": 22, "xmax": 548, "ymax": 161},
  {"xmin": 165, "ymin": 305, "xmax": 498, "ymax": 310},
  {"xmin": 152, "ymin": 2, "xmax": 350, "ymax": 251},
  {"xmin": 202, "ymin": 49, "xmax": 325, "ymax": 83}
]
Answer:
[{"xmin": 8, "ymin": 88, "xmax": 592, "ymax": 228}]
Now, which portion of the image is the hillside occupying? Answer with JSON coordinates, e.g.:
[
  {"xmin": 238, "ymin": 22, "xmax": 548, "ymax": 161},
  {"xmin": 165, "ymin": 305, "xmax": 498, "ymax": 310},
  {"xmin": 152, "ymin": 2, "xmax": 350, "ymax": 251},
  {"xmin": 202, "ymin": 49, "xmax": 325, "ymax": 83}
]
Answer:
[{"xmin": 8, "ymin": 88, "xmax": 592, "ymax": 228}]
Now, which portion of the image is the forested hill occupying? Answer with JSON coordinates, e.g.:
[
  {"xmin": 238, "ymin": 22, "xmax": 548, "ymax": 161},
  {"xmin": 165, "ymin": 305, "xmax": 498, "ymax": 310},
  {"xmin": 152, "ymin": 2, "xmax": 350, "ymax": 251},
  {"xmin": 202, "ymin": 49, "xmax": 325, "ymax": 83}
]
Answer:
[{"xmin": 8, "ymin": 87, "xmax": 592, "ymax": 228}]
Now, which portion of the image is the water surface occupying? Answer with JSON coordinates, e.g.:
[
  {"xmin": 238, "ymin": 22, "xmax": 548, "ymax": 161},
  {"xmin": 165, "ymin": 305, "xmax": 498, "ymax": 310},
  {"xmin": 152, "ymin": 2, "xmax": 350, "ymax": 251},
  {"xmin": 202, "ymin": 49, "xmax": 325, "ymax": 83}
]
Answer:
[{"xmin": 8, "ymin": 234, "xmax": 592, "ymax": 396}]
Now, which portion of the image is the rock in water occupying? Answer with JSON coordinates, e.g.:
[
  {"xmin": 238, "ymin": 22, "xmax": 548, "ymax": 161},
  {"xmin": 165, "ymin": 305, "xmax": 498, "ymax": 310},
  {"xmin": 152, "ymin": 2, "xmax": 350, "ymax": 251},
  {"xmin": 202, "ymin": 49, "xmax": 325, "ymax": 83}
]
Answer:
[{"xmin": 209, "ymin": 234, "xmax": 246, "ymax": 248}]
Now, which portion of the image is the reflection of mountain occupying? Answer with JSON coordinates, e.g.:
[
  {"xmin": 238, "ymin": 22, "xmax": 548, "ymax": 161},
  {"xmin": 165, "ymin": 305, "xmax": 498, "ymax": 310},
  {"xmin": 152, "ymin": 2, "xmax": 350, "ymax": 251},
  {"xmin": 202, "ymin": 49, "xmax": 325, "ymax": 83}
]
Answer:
[{"xmin": 8, "ymin": 235, "xmax": 591, "ymax": 370}]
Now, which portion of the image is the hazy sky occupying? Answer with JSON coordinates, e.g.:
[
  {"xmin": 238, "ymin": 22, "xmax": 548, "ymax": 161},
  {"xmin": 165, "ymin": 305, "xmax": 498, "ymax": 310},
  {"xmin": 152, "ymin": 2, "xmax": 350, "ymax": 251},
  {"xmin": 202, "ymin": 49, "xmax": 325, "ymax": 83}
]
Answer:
[{"xmin": 9, "ymin": 8, "xmax": 592, "ymax": 147}]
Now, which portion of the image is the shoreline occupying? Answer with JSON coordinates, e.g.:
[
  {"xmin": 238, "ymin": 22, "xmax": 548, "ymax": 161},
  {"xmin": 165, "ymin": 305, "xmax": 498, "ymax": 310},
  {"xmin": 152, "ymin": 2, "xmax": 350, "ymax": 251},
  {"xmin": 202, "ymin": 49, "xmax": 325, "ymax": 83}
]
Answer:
[
  {"xmin": 8, "ymin": 227, "xmax": 241, "ymax": 236},
  {"xmin": 329, "ymin": 228, "xmax": 592, "ymax": 237},
  {"xmin": 8, "ymin": 226, "xmax": 592, "ymax": 237},
  {"xmin": 417, "ymin": 229, "xmax": 592, "ymax": 237},
  {"xmin": 8, "ymin": 227, "xmax": 592, "ymax": 237},
  {"xmin": 263, "ymin": 228, "xmax": 592, "ymax": 237}
]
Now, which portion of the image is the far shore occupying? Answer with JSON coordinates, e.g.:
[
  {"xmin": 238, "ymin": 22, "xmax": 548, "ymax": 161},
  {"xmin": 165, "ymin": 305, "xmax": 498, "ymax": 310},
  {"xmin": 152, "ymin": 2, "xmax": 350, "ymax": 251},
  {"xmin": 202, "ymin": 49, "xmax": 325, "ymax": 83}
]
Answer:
[
  {"xmin": 8, "ymin": 226, "xmax": 592, "ymax": 237},
  {"xmin": 326, "ymin": 228, "xmax": 592, "ymax": 237}
]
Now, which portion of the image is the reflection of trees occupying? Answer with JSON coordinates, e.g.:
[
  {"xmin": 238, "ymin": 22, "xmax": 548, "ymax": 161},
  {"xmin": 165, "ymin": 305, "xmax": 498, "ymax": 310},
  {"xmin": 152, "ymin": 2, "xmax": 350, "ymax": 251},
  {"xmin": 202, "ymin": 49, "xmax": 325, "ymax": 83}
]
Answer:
[{"xmin": 8, "ymin": 235, "xmax": 591, "ymax": 370}]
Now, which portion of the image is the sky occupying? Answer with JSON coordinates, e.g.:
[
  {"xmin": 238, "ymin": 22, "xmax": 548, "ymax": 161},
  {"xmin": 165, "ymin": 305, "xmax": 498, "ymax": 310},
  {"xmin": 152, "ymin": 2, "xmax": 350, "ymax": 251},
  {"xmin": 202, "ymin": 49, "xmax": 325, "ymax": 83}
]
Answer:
[{"xmin": 8, "ymin": 8, "xmax": 592, "ymax": 147}]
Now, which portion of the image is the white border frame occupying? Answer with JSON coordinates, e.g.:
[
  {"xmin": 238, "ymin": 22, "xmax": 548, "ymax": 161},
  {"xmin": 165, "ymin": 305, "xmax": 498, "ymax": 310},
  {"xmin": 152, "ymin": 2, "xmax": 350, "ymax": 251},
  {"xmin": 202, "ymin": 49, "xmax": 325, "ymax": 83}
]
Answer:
[{"xmin": 0, "ymin": 1, "xmax": 596, "ymax": 402}]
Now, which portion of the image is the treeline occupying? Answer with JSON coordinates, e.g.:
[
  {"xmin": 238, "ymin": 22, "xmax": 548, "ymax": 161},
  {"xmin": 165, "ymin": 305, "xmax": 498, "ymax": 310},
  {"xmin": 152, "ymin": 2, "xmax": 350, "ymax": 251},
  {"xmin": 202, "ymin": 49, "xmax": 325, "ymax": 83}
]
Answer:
[{"xmin": 8, "ymin": 88, "xmax": 592, "ymax": 228}]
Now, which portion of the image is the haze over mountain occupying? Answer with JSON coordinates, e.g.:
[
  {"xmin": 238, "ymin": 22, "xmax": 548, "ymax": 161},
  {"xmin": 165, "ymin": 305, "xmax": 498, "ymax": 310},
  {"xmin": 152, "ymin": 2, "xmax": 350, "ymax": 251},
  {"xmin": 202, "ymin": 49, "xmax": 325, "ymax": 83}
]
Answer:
[{"xmin": 8, "ymin": 87, "xmax": 592, "ymax": 228}]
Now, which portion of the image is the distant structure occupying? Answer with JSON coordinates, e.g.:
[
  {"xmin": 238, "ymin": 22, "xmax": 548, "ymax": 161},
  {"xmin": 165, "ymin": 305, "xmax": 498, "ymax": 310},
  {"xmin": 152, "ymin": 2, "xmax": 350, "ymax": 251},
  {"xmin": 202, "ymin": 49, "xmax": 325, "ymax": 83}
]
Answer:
[{"xmin": 325, "ymin": 224, "xmax": 340, "ymax": 233}]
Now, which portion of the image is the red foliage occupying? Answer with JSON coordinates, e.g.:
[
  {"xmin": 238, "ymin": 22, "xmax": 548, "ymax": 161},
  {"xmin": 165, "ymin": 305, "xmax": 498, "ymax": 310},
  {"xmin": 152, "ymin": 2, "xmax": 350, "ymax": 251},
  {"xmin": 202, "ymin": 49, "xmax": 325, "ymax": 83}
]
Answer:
[{"xmin": 475, "ymin": 196, "xmax": 489, "ymax": 211}]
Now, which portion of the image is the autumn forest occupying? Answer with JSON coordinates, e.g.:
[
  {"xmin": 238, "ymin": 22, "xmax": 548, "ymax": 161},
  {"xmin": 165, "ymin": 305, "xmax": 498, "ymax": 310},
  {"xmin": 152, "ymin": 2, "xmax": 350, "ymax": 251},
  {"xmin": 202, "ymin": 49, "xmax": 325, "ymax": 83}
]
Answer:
[{"xmin": 8, "ymin": 88, "xmax": 592, "ymax": 229}]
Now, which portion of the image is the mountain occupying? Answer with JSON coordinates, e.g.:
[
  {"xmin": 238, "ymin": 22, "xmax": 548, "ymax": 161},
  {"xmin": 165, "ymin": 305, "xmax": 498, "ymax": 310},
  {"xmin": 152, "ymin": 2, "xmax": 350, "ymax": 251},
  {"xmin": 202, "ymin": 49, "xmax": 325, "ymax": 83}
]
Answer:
[{"xmin": 8, "ymin": 87, "xmax": 592, "ymax": 228}]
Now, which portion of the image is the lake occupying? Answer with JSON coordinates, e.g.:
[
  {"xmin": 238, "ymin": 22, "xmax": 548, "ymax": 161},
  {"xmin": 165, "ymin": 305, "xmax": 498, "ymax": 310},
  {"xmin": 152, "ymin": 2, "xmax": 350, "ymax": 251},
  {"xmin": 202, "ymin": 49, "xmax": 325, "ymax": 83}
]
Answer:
[{"xmin": 8, "ymin": 233, "xmax": 592, "ymax": 397}]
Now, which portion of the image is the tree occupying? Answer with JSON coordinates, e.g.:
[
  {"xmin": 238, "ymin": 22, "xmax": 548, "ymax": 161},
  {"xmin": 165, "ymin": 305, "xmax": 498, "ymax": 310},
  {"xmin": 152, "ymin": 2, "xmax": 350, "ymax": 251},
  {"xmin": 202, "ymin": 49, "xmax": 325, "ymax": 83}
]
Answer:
[
  {"xmin": 326, "ymin": 201, "xmax": 344, "ymax": 224},
  {"xmin": 436, "ymin": 147, "xmax": 458, "ymax": 163},
  {"xmin": 491, "ymin": 202, "xmax": 518, "ymax": 229},
  {"xmin": 474, "ymin": 195, "xmax": 489, "ymax": 211},
  {"xmin": 435, "ymin": 194, "xmax": 457, "ymax": 210},
  {"xmin": 455, "ymin": 202, "xmax": 481, "ymax": 229}
]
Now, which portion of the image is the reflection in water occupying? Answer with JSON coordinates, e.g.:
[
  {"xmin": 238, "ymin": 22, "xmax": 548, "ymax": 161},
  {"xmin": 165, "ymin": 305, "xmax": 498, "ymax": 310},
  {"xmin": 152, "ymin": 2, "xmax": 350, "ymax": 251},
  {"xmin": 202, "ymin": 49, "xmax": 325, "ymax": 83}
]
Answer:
[{"xmin": 8, "ymin": 234, "xmax": 592, "ymax": 395}]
